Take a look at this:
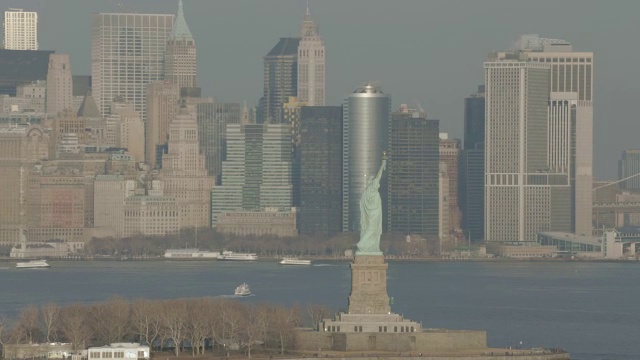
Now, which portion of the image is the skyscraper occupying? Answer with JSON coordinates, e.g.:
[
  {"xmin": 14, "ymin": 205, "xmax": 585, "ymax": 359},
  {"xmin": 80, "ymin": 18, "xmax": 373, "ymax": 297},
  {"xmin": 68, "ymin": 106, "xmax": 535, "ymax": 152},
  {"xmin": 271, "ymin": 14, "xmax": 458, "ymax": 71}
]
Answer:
[
  {"xmin": 282, "ymin": 96, "xmax": 307, "ymax": 152},
  {"xmin": 0, "ymin": 49, "xmax": 52, "ymax": 96},
  {"xmin": 463, "ymin": 85, "xmax": 485, "ymax": 151},
  {"xmin": 145, "ymin": 81, "xmax": 180, "ymax": 167},
  {"xmin": 164, "ymin": 0, "xmax": 197, "ymax": 90},
  {"xmin": 46, "ymin": 54, "xmax": 73, "ymax": 115},
  {"xmin": 211, "ymin": 123, "xmax": 292, "ymax": 226},
  {"xmin": 298, "ymin": 106, "xmax": 342, "ymax": 237},
  {"xmin": 343, "ymin": 82, "xmax": 391, "ymax": 232},
  {"xmin": 484, "ymin": 57, "xmax": 571, "ymax": 243},
  {"xmin": 3, "ymin": 8, "xmax": 38, "ymax": 50},
  {"xmin": 461, "ymin": 86, "xmax": 485, "ymax": 242},
  {"xmin": 196, "ymin": 100, "xmax": 241, "ymax": 179},
  {"xmin": 26, "ymin": 169, "xmax": 86, "ymax": 243},
  {"xmin": 506, "ymin": 35, "xmax": 594, "ymax": 235},
  {"xmin": 439, "ymin": 133, "xmax": 462, "ymax": 235},
  {"xmin": 158, "ymin": 105, "xmax": 214, "ymax": 229},
  {"xmin": 388, "ymin": 108, "xmax": 439, "ymax": 238},
  {"xmin": 113, "ymin": 103, "xmax": 145, "ymax": 163},
  {"xmin": 93, "ymin": 175, "xmax": 136, "ymax": 239},
  {"xmin": 0, "ymin": 125, "xmax": 48, "ymax": 246},
  {"xmin": 91, "ymin": 13, "xmax": 174, "ymax": 118},
  {"xmin": 619, "ymin": 150, "xmax": 640, "ymax": 191},
  {"xmin": 263, "ymin": 37, "xmax": 299, "ymax": 123},
  {"xmin": 460, "ymin": 148, "xmax": 484, "ymax": 243},
  {"xmin": 296, "ymin": 5, "xmax": 325, "ymax": 106},
  {"xmin": 282, "ymin": 96, "xmax": 307, "ymax": 206},
  {"xmin": 124, "ymin": 188, "xmax": 180, "ymax": 237},
  {"xmin": 439, "ymin": 162, "xmax": 449, "ymax": 243}
]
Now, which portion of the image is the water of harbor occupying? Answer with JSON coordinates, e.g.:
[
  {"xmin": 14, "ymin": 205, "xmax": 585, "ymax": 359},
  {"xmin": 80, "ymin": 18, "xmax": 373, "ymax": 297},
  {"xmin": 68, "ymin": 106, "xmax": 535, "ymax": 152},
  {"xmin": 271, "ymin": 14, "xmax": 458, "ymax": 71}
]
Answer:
[{"xmin": 0, "ymin": 260, "xmax": 637, "ymax": 360}]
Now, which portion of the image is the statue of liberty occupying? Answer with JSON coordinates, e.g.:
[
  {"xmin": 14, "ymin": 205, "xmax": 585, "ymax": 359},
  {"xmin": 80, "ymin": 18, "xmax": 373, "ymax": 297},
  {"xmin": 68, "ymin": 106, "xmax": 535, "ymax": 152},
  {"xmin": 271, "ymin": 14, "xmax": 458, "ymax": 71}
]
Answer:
[{"xmin": 356, "ymin": 152, "xmax": 387, "ymax": 255}]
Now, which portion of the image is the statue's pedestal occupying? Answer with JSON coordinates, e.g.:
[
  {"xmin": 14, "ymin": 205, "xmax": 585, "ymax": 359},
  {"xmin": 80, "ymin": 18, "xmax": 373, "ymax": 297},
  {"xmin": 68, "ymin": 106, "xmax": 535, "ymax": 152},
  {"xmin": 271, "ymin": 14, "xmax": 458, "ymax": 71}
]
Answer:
[
  {"xmin": 298, "ymin": 254, "xmax": 493, "ymax": 354},
  {"xmin": 321, "ymin": 254, "xmax": 422, "ymax": 338},
  {"xmin": 348, "ymin": 255, "xmax": 391, "ymax": 314}
]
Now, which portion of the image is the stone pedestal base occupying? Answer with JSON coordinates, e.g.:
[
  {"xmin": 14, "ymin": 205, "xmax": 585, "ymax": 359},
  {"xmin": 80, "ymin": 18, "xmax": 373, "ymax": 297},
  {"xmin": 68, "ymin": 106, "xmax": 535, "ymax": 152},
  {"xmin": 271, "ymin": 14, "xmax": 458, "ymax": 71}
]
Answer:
[
  {"xmin": 297, "ymin": 327, "xmax": 488, "ymax": 353},
  {"xmin": 321, "ymin": 312, "xmax": 421, "ymax": 334},
  {"xmin": 348, "ymin": 255, "xmax": 390, "ymax": 314}
]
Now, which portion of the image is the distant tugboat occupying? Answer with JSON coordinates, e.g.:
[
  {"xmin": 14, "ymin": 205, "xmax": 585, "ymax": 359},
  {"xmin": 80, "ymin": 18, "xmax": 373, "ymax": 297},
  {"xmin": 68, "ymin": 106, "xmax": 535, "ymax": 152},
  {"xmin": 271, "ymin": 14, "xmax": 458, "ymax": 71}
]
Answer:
[
  {"xmin": 234, "ymin": 283, "xmax": 251, "ymax": 296},
  {"xmin": 16, "ymin": 260, "xmax": 50, "ymax": 268}
]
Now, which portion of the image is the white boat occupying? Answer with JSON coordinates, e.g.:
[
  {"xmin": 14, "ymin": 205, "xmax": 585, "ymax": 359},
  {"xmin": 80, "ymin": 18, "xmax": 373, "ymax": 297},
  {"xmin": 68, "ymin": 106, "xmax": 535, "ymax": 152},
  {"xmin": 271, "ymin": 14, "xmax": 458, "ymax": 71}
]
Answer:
[
  {"xmin": 16, "ymin": 260, "xmax": 50, "ymax": 268},
  {"xmin": 218, "ymin": 251, "xmax": 258, "ymax": 261},
  {"xmin": 279, "ymin": 258, "xmax": 312, "ymax": 265},
  {"xmin": 164, "ymin": 248, "xmax": 219, "ymax": 259},
  {"xmin": 234, "ymin": 283, "xmax": 251, "ymax": 296}
]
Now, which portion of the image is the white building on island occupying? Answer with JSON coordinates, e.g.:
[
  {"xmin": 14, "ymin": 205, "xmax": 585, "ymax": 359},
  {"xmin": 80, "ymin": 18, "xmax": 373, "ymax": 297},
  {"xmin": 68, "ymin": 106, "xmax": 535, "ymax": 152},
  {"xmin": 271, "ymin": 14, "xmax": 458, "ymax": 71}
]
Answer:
[{"xmin": 88, "ymin": 343, "xmax": 149, "ymax": 360}]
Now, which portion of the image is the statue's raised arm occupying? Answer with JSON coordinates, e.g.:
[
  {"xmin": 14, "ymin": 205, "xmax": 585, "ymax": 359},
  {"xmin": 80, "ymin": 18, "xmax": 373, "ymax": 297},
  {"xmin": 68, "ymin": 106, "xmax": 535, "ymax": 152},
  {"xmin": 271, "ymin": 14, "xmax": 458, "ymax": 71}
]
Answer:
[{"xmin": 375, "ymin": 152, "xmax": 387, "ymax": 181}]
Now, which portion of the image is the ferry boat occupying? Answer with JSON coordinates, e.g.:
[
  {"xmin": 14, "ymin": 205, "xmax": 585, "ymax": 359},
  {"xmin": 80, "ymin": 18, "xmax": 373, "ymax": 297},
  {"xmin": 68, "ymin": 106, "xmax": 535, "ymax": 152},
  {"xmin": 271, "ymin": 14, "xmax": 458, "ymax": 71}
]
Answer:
[
  {"xmin": 16, "ymin": 260, "xmax": 50, "ymax": 268},
  {"xmin": 164, "ymin": 248, "xmax": 219, "ymax": 259},
  {"xmin": 218, "ymin": 251, "xmax": 258, "ymax": 261},
  {"xmin": 279, "ymin": 258, "xmax": 312, "ymax": 265},
  {"xmin": 234, "ymin": 283, "xmax": 251, "ymax": 296}
]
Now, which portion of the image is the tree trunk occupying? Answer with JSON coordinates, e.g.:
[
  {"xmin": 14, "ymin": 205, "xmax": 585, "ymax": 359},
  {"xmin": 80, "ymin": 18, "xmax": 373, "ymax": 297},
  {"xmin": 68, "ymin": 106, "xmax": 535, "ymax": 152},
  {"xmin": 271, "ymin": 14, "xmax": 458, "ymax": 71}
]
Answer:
[{"xmin": 280, "ymin": 334, "xmax": 285, "ymax": 355}]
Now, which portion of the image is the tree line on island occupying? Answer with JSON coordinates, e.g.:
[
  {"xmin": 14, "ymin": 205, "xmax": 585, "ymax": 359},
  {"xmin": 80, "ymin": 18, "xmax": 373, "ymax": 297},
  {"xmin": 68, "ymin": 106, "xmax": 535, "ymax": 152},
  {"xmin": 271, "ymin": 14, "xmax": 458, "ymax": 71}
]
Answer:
[
  {"xmin": 0, "ymin": 297, "xmax": 334, "ymax": 358},
  {"xmin": 0, "ymin": 227, "xmax": 446, "ymax": 259},
  {"xmin": 82, "ymin": 229, "xmax": 438, "ymax": 259}
]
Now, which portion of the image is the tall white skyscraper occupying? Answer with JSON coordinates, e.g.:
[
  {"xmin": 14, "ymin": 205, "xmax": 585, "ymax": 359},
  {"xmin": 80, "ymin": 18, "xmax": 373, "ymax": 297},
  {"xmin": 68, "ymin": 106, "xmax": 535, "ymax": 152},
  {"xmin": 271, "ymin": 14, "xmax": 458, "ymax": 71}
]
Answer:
[
  {"xmin": 484, "ymin": 58, "xmax": 571, "ymax": 243},
  {"xmin": 3, "ymin": 8, "xmax": 38, "ymax": 50},
  {"xmin": 296, "ymin": 5, "xmax": 325, "ymax": 106},
  {"xmin": 91, "ymin": 13, "xmax": 174, "ymax": 119},
  {"xmin": 506, "ymin": 35, "xmax": 594, "ymax": 236}
]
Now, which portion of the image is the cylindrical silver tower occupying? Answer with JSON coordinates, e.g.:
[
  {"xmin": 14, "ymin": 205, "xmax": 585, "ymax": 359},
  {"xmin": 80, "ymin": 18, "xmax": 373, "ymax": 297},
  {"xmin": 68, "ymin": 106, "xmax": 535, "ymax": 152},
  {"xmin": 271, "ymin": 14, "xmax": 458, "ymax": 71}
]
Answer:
[{"xmin": 343, "ymin": 82, "xmax": 391, "ymax": 232}]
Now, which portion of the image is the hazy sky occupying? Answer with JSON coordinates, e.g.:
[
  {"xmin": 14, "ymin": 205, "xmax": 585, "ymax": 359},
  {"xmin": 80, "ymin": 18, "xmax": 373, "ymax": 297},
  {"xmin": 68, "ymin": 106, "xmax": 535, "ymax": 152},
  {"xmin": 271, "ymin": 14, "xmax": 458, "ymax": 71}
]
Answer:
[{"xmin": 6, "ymin": 0, "xmax": 640, "ymax": 179}]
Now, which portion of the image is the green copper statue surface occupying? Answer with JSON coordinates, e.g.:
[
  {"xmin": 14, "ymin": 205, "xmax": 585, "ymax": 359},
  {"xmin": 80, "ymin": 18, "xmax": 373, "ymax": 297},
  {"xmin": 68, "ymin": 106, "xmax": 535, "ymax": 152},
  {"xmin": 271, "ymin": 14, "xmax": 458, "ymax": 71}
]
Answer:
[{"xmin": 356, "ymin": 152, "xmax": 387, "ymax": 255}]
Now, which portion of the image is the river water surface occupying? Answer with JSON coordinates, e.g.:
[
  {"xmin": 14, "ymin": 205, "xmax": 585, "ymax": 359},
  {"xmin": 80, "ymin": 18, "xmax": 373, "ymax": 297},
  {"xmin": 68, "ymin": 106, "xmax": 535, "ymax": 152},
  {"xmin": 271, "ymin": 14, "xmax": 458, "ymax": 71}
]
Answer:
[{"xmin": 0, "ymin": 260, "xmax": 637, "ymax": 360}]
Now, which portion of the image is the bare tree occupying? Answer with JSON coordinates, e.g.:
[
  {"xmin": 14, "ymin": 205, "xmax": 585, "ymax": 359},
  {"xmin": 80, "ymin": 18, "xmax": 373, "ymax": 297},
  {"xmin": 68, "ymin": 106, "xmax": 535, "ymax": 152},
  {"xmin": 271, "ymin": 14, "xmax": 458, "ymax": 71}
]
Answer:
[
  {"xmin": 185, "ymin": 298, "xmax": 209, "ymax": 356},
  {"xmin": 60, "ymin": 304, "xmax": 92, "ymax": 350},
  {"xmin": 205, "ymin": 299, "xmax": 224, "ymax": 354},
  {"xmin": 0, "ymin": 316, "xmax": 8, "ymax": 358},
  {"xmin": 306, "ymin": 304, "xmax": 333, "ymax": 331},
  {"xmin": 90, "ymin": 297, "xmax": 132, "ymax": 345},
  {"xmin": 219, "ymin": 300, "xmax": 245, "ymax": 356},
  {"xmin": 161, "ymin": 299, "xmax": 188, "ymax": 356},
  {"xmin": 242, "ymin": 305, "xmax": 267, "ymax": 358},
  {"xmin": 12, "ymin": 305, "xmax": 40, "ymax": 344},
  {"xmin": 131, "ymin": 299, "xmax": 162, "ymax": 349},
  {"xmin": 268, "ymin": 305, "xmax": 302, "ymax": 355},
  {"xmin": 41, "ymin": 303, "xmax": 60, "ymax": 342}
]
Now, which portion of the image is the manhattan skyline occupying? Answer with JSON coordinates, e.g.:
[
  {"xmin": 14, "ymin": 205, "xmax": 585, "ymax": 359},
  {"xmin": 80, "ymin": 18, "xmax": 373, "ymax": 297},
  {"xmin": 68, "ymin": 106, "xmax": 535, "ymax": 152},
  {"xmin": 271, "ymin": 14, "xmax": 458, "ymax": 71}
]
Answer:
[{"xmin": 3, "ymin": 0, "xmax": 637, "ymax": 179}]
